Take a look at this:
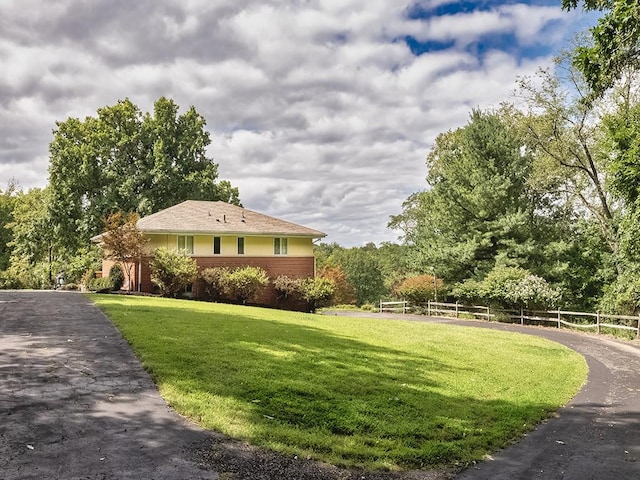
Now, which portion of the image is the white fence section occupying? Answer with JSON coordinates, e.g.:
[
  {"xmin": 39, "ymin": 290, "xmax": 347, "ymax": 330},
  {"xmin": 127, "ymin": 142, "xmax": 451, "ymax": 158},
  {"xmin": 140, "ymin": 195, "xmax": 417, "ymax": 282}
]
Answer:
[
  {"xmin": 381, "ymin": 300, "xmax": 640, "ymax": 338},
  {"xmin": 379, "ymin": 301, "xmax": 409, "ymax": 314}
]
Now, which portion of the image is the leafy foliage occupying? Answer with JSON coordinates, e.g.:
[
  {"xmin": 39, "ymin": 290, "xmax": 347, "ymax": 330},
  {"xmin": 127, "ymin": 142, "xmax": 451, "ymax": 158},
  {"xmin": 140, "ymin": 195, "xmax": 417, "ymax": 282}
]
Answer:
[
  {"xmin": 390, "ymin": 109, "xmax": 540, "ymax": 282},
  {"xmin": 99, "ymin": 211, "xmax": 149, "ymax": 290},
  {"xmin": 87, "ymin": 276, "xmax": 115, "ymax": 293},
  {"xmin": 300, "ymin": 277, "xmax": 335, "ymax": 312},
  {"xmin": 321, "ymin": 243, "xmax": 387, "ymax": 305},
  {"xmin": 7, "ymin": 187, "xmax": 53, "ymax": 267},
  {"xmin": 200, "ymin": 267, "xmax": 231, "ymax": 300},
  {"xmin": 0, "ymin": 182, "xmax": 18, "ymax": 271},
  {"xmin": 273, "ymin": 275, "xmax": 304, "ymax": 300},
  {"xmin": 563, "ymin": 0, "xmax": 640, "ymax": 98},
  {"xmin": 274, "ymin": 275, "xmax": 335, "ymax": 311},
  {"xmin": 317, "ymin": 266, "xmax": 355, "ymax": 305},
  {"xmin": 48, "ymin": 97, "xmax": 240, "ymax": 253},
  {"xmin": 149, "ymin": 247, "xmax": 198, "ymax": 297},
  {"xmin": 453, "ymin": 266, "xmax": 560, "ymax": 309},
  {"xmin": 109, "ymin": 264, "xmax": 125, "ymax": 291},
  {"xmin": 224, "ymin": 266, "xmax": 269, "ymax": 304},
  {"xmin": 394, "ymin": 275, "xmax": 443, "ymax": 304}
]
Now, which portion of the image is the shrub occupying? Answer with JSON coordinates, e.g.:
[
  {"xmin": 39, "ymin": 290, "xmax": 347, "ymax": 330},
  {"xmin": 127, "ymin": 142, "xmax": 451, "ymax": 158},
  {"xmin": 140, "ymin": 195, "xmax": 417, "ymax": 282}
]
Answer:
[
  {"xmin": 224, "ymin": 266, "xmax": 269, "ymax": 304},
  {"xmin": 300, "ymin": 277, "xmax": 335, "ymax": 312},
  {"xmin": 88, "ymin": 276, "xmax": 114, "ymax": 293},
  {"xmin": 454, "ymin": 266, "xmax": 559, "ymax": 309},
  {"xmin": 109, "ymin": 264, "xmax": 125, "ymax": 291},
  {"xmin": 395, "ymin": 275, "xmax": 443, "ymax": 304},
  {"xmin": 1, "ymin": 258, "xmax": 48, "ymax": 289},
  {"xmin": 149, "ymin": 247, "xmax": 198, "ymax": 297},
  {"xmin": 317, "ymin": 266, "xmax": 355, "ymax": 305},
  {"xmin": 274, "ymin": 275, "xmax": 335, "ymax": 312},
  {"xmin": 274, "ymin": 275, "xmax": 303, "ymax": 300},
  {"xmin": 61, "ymin": 246, "xmax": 102, "ymax": 285},
  {"xmin": 200, "ymin": 267, "xmax": 232, "ymax": 300}
]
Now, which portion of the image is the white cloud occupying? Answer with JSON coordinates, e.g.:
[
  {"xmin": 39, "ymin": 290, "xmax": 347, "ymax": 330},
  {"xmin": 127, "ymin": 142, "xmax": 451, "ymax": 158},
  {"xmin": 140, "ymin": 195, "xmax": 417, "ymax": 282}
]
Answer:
[{"xmin": 0, "ymin": 0, "xmax": 585, "ymax": 246}]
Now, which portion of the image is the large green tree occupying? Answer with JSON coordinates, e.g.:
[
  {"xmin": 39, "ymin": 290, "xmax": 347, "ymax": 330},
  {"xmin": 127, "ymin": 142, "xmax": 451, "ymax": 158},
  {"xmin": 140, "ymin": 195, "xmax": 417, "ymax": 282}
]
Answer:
[
  {"xmin": 0, "ymin": 182, "xmax": 18, "ymax": 271},
  {"xmin": 514, "ymin": 63, "xmax": 619, "ymax": 267},
  {"xmin": 390, "ymin": 109, "xmax": 542, "ymax": 282},
  {"xmin": 48, "ymin": 97, "xmax": 240, "ymax": 253},
  {"xmin": 563, "ymin": 0, "xmax": 640, "ymax": 98},
  {"xmin": 316, "ymin": 242, "xmax": 388, "ymax": 306}
]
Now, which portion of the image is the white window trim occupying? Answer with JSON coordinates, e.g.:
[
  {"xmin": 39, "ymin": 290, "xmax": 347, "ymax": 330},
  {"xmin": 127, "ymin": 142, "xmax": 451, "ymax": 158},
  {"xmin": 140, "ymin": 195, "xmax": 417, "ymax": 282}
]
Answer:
[
  {"xmin": 274, "ymin": 237, "xmax": 288, "ymax": 255},
  {"xmin": 177, "ymin": 235, "xmax": 194, "ymax": 255}
]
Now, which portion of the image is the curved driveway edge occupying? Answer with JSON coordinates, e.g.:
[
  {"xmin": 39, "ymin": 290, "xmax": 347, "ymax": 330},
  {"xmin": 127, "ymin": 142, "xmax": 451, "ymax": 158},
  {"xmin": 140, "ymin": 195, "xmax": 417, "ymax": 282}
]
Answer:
[
  {"xmin": 327, "ymin": 310, "xmax": 640, "ymax": 480},
  {"xmin": 0, "ymin": 290, "xmax": 218, "ymax": 480}
]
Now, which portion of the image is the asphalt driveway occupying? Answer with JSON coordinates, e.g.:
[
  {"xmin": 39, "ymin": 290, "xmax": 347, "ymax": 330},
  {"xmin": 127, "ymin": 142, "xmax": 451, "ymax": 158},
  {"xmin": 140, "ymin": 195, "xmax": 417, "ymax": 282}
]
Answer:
[
  {"xmin": 2, "ymin": 291, "xmax": 639, "ymax": 480},
  {"xmin": 0, "ymin": 290, "xmax": 218, "ymax": 480}
]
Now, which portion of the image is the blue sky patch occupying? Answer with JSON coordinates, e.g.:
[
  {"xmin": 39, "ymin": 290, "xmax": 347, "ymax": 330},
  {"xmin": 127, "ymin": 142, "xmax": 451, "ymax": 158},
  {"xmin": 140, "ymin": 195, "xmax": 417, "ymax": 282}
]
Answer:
[{"xmin": 406, "ymin": 0, "xmax": 560, "ymax": 19}]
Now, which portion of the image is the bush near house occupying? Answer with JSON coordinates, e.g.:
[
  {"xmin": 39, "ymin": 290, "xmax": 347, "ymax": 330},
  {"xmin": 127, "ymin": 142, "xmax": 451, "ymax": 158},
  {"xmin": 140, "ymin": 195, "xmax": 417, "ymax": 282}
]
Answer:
[
  {"xmin": 317, "ymin": 266, "xmax": 356, "ymax": 305},
  {"xmin": 109, "ymin": 264, "xmax": 125, "ymax": 291},
  {"xmin": 200, "ymin": 267, "xmax": 231, "ymax": 301},
  {"xmin": 225, "ymin": 266, "xmax": 269, "ymax": 304},
  {"xmin": 149, "ymin": 247, "xmax": 198, "ymax": 297},
  {"xmin": 274, "ymin": 275, "xmax": 335, "ymax": 312},
  {"xmin": 200, "ymin": 266, "xmax": 269, "ymax": 304}
]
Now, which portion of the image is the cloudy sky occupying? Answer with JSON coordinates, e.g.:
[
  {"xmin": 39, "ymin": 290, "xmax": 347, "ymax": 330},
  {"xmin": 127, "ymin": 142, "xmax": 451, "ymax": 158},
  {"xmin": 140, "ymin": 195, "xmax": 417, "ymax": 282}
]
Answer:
[{"xmin": 1, "ymin": 0, "xmax": 594, "ymax": 246}]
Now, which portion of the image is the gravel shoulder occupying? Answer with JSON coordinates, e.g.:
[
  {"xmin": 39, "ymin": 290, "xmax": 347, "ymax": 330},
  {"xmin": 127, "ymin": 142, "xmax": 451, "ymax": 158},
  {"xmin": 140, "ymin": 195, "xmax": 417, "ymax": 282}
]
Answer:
[{"xmin": 1, "ymin": 292, "xmax": 638, "ymax": 480}]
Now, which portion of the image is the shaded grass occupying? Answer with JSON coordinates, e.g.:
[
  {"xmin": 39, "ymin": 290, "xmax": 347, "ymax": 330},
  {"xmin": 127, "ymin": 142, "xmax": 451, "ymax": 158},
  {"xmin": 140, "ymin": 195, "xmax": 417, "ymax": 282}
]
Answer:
[{"xmin": 93, "ymin": 295, "xmax": 587, "ymax": 470}]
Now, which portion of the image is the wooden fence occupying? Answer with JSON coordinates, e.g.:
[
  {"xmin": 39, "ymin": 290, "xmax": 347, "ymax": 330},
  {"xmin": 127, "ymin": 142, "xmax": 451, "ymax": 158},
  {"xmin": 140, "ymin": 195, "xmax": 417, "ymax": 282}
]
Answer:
[{"xmin": 380, "ymin": 300, "xmax": 640, "ymax": 338}]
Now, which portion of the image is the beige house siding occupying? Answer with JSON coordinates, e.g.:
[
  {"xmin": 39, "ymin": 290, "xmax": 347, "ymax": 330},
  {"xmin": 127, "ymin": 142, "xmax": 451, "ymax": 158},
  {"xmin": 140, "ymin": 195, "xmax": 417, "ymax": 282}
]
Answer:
[{"xmin": 146, "ymin": 234, "xmax": 314, "ymax": 257}]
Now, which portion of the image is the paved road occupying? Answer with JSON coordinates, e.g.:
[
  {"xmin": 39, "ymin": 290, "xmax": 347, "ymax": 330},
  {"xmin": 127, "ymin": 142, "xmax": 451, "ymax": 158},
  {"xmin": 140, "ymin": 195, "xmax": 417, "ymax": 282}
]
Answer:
[
  {"xmin": 2, "ymin": 292, "xmax": 639, "ymax": 480},
  {"xmin": 0, "ymin": 290, "xmax": 218, "ymax": 480}
]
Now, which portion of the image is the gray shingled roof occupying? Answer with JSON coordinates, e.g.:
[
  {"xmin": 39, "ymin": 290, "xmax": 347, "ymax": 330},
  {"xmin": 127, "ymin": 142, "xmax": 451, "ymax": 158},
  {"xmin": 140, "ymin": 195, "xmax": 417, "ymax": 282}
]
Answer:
[{"xmin": 135, "ymin": 200, "xmax": 326, "ymax": 238}]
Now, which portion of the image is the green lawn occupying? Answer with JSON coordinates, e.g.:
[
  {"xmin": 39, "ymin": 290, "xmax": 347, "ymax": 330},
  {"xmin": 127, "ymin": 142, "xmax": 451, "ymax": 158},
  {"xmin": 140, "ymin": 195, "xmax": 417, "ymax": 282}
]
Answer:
[{"xmin": 93, "ymin": 295, "xmax": 587, "ymax": 470}]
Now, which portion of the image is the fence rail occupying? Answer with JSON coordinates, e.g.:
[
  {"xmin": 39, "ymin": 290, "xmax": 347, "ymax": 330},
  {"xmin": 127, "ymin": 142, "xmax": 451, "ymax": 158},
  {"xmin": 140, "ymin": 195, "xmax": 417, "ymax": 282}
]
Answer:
[
  {"xmin": 379, "ymin": 301, "xmax": 410, "ymax": 314},
  {"xmin": 381, "ymin": 300, "xmax": 640, "ymax": 338}
]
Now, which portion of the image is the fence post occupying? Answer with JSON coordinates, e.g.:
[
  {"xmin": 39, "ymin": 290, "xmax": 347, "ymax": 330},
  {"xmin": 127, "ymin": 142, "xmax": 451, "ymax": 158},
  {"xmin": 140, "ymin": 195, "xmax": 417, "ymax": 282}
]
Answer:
[
  {"xmin": 557, "ymin": 310, "xmax": 561, "ymax": 329},
  {"xmin": 455, "ymin": 301, "xmax": 459, "ymax": 318},
  {"xmin": 428, "ymin": 300, "xmax": 431, "ymax": 317},
  {"xmin": 487, "ymin": 305, "xmax": 490, "ymax": 321},
  {"xmin": 379, "ymin": 300, "xmax": 382, "ymax": 313},
  {"xmin": 403, "ymin": 301, "xmax": 406, "ymax": 315},
  {"xmin": 520, "ymin": 307, "xmax": 524, "ymax": 325},
  {"xmin": 596, "ymin": 311, "xmax": 600, "ymax": 335}
]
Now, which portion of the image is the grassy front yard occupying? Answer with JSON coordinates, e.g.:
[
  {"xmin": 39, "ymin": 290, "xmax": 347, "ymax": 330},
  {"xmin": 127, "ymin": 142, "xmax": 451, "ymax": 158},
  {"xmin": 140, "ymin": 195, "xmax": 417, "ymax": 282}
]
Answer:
[{"xmin": 93, "ymin": 295, "xmax": 587, "ymax": 470}]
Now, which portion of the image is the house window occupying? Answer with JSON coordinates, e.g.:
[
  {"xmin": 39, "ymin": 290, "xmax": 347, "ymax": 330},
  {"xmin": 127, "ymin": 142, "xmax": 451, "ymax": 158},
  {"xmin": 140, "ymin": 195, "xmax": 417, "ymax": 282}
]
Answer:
[
  {"xmin": 237, "ymin": 237, "xmax": 245, "ymax": 255},
  {"xmin": 214, "ymin": 236, "xmax": 221, "ymax": 255},
  {"xmin": 274, "ymin": 237, "xmax": 288, "ymax": 255},
  {"xmin": 178, "ymin": 235, "xmax": 194, "ymax": 255}
]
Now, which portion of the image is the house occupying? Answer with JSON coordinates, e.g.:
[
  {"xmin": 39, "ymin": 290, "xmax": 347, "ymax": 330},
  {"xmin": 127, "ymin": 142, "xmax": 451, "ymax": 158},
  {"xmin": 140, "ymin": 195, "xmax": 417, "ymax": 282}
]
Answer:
[{"xmin": 97, "ymin": 200, "xmax": 326, "ymax": 304}]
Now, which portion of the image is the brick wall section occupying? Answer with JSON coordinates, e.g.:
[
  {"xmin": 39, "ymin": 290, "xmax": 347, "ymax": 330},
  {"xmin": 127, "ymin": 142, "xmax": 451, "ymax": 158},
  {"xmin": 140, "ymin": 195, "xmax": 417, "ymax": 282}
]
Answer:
[
  {"xmin": 119, "ymin": 256, "xmax": 315, "ymax": 305},
  {"xmin": 194, "ymin": 256, "xmax": 315, "ymax": 304},
  {"xmin": 100, "ymin": 259, "xmax": 141, "ymax": 291}
]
